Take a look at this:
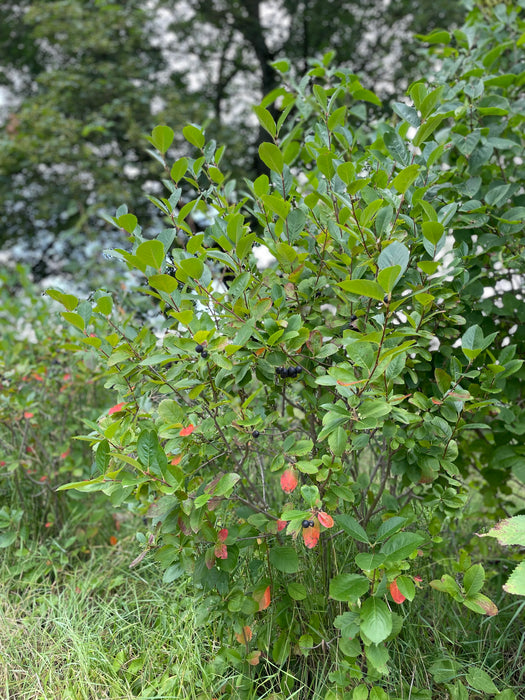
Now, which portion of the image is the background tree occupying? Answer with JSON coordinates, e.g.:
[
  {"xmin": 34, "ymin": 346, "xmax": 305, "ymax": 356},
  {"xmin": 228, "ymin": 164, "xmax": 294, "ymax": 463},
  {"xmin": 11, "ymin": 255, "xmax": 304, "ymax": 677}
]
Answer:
[{"xmin": 0, "ymin": 0, "xmax": 466, "ymax": 280}]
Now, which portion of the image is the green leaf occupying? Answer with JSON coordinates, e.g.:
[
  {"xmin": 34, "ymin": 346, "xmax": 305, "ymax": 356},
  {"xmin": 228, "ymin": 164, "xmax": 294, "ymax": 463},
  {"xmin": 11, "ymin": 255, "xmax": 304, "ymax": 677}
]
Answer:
[
  {"xmin": 338, "ymin": 279, "xmax": 385, "ymax": 301},
  {"xmin": 150, "ymin": 125, "xmax": 174, "ymax": 154},
  {"xmin": 183, "ymin": 124, "xmax": 205, "ymax": 149},
  {"xmin": 480, "ymin": 515, "xmax": 525, "ymax": 546},
  {"xmin": 116, "ymin": 213, "xmax": 138, "ymax": 233},
  {"xmin": 360, "ymin": 598, "xmax": 392, "ymax": 644},
  {"xmin": 288, "ymin": 582, "xmax": 307, "ymax": 600},
  {"xmin": 413, "ymin": 115, "xmax": 445, "ymax": 148},
  {"xmin": 180, "ymin": 258, "xmax": 204, "ymax": 280},
  {"xmin": 136, "ymin": 240, "xmax": 165, "ymax": 270},
  {"xmin": 392, "ymin": 102, "xmax": 421, "ymax": 127},
  {"xmin": 253, "ymin": 105, "xmax": 277, "ymax": 138},
  {"xmin": 46, "ymin": 289, "xmax": 78, "ymax": 311},
  {"xmin": 329, "ymin": 573, "xmax": 370, "ymax": 602},
  {"xmin": 378, "ymin": 241, "xmax": 409, "ymax": 277},
  {"xmin": 378, "ymin": 265, "xmax": 402, "ymax": 293},
  {"xmin": 465, "ymin": 667, "xmax": 498, "ymax": 694},
  {"xmin": 259, "ymin": 142, "xmax": 284, "ymax": 173},
  {"xmin": 463, "ymin": 564, "xmax": 485, "ymax": 596},
  {"xmin": 415, "ymin": 29, "xmax": 451, "ymax": 44},
  {"xmin": 95, "ymin": 439, "xmax": 110, "ymax": 473},
  {"xmin": 503, "ymin": 561, "xmax": 525, "ymax": 596},
  {"xmin": 335, "ymin": 514, "xmax": 369, "ymax": 543},
  {"xmin": 0, "ymin": 532, "xmax": 17, "ymax": 548},
  {"xmin": 148, "ymin": 273, "xmax": 178, "ymax": 294},
  {"xmin": 380, "ymin": 532, "xmax": 424, "ymax": 562},
  {"xmin": 269, "ymin": 546, "xmax": 299, "ymax": 573},
  {"xmin": 392, "ymin": 164, "xmax": 420, "ymax": 194},
  {"xmin": 355, "ymin": 553, "xmax": 386, "ymax": 571},
  {"xmin": 61, "ymin": 311, "xmax": 85, "ymax": 331},
  {"xmin": 212, "ymin": 473, "xmax": 240, "ymax": 497},
  {"xmin": 422, "ymin": 220, "xmax": 444, "ymax": 245},
  {"xmin": 170, "ymin": 157, "xmax": 188, "ymax": 183}
]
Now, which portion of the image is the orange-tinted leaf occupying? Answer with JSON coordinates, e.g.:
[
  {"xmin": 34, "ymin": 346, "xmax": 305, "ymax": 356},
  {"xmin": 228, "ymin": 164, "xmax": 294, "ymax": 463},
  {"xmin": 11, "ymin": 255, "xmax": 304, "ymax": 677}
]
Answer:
[
  {"xmin": 108, "ymin": 402, "xmax": 126, "ymax": 415},
  {"xmin": 247, "ymin": 650, "xmax": 261, "ymax": 666},
  {"xmin": 109, "ymin": 536, "xmax": 118, "ymax": 546},
  {"xmin": 280, "ymin": 468, "xmax": 298, "ymax": 493},
  {"xmin": 431, "ymin": 397, "xmax": 442, "ymax": 405},
  {"xmin": 214, "ymin": 543, "xmax": 228, "ymax": 559},
  {"xmin": 235, "ymin": 625, "xmax": 253, "ymax": 643},
  {"xmin": 170, "ymin": 454, "xmax": 182, "ymax": 465},
  {"xmin": 179, "ymin": 424, "xmax": 195, "ymax": 436},
  {"xmin": 317, "ymin": 511, "xmax": 334, "ymax": 528},
  {"xmin": 277, "ymin": 519, "xmax": 287, "ymax": 531},
  {"xmin": 390, "ymin": 579, "xmax": 406, "ymax": 604},
  {"xmin": 303, "ymin": 519, "xmax": 320, "ymax": 548},
  {"xmin": 254, "ymin": 585, "xmax": 271, "ymax": 611},
  {"xmin": 217, "ymin": 528, "xmax": 228, "ymax": 542},
  {"xmin": 32, "ymin": 373, "xmax": 44, "ymax": 381}
]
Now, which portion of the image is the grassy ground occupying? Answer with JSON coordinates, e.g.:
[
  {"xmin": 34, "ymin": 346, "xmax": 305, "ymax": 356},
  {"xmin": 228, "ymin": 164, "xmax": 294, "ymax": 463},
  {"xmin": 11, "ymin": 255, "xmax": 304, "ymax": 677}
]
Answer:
[{"xmin": 1, "ymin": 532, "xmax": 523, "ymax": 700}]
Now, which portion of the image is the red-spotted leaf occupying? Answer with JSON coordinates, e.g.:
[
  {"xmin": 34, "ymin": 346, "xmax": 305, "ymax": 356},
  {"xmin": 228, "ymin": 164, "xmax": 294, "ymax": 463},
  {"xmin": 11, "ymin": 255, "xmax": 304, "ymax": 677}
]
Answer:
[
  {"xmin": 281, "ymin": 468, "xmax": 298, "ymax": 493},
  {"xmin": 254, "ymin": 585, "xmax": 271, "ymax": 611},
  {"xmin": 217, "ymin": 528, "xmax": 228, "ymax": 542},
  {"xmin": 318, "ymin": 511, "xmax": 334, "ymax": 528},
  {"xmin": 205, "ymin": 547, "xmax": 216, "ymax": 569},
  {"xmin": 390, "ymin": 579, "xmax": 406, "ymax": 604},
  {"xmin": 108, "ymin": 402, "xmax": 126, "ymax": 415},
  {"xmin": 179, "ymin": 424, "xmax": 195, "ymax": 436},
  {"xmin": 214, "ymin": 543, "xmax": 228, "ymax": 559},
  {"xmin": 303, "ymin": 519, "xmax": 320, "ymax": 548}
]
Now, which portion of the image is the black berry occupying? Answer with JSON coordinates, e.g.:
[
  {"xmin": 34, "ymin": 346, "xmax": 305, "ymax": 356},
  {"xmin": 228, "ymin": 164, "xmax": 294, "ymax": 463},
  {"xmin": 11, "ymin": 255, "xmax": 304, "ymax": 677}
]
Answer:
[
  {"xmin": 252, "ymin": 430, "xmax": 260, "ymax": 438},
  {"xmin": 308, "ymin": 520, "xmax": 314, "ymax": 527},
  {"xmin": 195, "ymin": 344, "xmax": 204, "ymax": 354},
  {"xmin": 295, "ymin": 366, "xmax": 303, "ymax": 374},
  {"xmin": 201, "ymin": 350, "xmax": 208, "ymax": 359},
  {"xmin": 302, "ymin": 519, "xmax": 311, "ymax": 528}
]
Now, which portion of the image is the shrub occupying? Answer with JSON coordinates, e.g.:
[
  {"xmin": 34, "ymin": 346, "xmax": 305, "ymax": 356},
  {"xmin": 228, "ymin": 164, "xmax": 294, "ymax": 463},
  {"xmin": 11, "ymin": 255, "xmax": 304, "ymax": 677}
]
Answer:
[{"xmin": 50, "ymin": 3, "xmax": 525, "ymax": 695}]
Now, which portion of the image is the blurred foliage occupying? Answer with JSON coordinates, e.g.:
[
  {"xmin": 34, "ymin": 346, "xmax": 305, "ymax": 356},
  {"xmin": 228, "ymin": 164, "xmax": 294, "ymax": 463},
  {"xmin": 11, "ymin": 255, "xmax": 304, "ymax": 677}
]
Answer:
[
  {"xmin": 0, "ymin": 264, "xmax": 116, "ymax": 578},
  {"xmin": 0, "ymin": 0, "xmax": 465, "ymax": 280}
]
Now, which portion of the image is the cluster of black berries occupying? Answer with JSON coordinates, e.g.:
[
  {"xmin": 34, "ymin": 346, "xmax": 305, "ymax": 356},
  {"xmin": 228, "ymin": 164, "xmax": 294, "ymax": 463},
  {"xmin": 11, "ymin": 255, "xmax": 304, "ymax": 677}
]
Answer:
[
  {"xmin": 276, "ymin": 366, "xmax": 303, "ymax": 378},
  {"xmin": 302, "ymin": 519, "xmax": 315, "ymax": 528},
  {"xmin": 195, "ymin": 344, "xmax": 208, "ymax": 359}
]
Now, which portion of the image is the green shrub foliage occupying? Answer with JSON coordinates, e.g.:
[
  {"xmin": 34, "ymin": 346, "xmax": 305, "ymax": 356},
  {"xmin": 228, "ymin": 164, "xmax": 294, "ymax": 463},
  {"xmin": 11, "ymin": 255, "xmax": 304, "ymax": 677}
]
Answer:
[{"xmin": 51, "ymin": 3, "xmax": 525, "ymax": 691}]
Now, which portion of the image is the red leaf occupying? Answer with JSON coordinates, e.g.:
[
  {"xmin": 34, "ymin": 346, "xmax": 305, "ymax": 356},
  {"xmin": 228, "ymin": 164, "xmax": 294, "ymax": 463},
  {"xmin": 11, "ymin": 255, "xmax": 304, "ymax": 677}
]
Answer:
[
  {"xmin": 109, "ymin": 536, "xmax": 118, "ymax": 546},
  {"xmin": 32, "ymin": 373, "xmax": 44, "ymax": 382},
  {"xmin": 277, "ymin": 519, "xmax": 287, "ymax": 532},
  {"xmin": 179, "ymin": 424, "xmax": 195, "ymax": 437},
  {"xmin": 108, "ymin": 402, "xmax": 126, "ymax": 415},
  {"xmin": 317, "ymin": 511, "xmax": 334, "ymax": 528},
  {"xmin": 214, "ymin": 543, "xmax": 228, "ymax": 559},
  {"xmin": 390, "ymin": 579, "xmax": 406, "ymax": 604},
  {"xmin": 303, "ymin": 519, "xmax": 320, "ymax": 548},
  {"xmin": 235, "ymin": 625, "xmax": 253, "ymax": 643},
  {"xmin": 414, "ymin": 576, "xmax": 423, "ymax": 583},
  {"xmin": 217, "ymin": 528, "xmax": 228, "ymax": 542},
  {"xmin": 254, "ymin": 585, "xmax": 271, "ymax": 611},
  {"xmin": 45, "ymin": 522, "xmax": 52, "ymax": 528},
  {"xmin": 280, "ymin": 468, "xmax": 298, "ymax": 493},
  {"xmin": 24, "ymin": 412, "xmax": 34, "ymax": 419},
  {"xmin": 247, "ymin": 650, "xmax": 261, "ymax": 665},
  {"xmin": 60, "ymin": 448, "xmax": 70, "ymax": 459}
]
